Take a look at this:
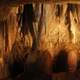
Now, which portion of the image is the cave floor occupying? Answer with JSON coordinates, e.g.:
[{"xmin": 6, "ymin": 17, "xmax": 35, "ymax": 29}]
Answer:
[
  {"xmin": 0, "ymin": 58, "xmax": 80, "ymax": 80},
  {"xmin": 0, "ymin": 65, "xmax": 80, "ymax": 80}
]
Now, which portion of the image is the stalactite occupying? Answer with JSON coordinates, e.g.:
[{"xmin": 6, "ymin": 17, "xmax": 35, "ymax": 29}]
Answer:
[
  {"xmin": 65, "ymin": 4, "xmax": 73, "ymax": 41},
  {"xmin": 37, "ymin": 4, "xmax": 43, "ymax": 48},
  {"xmin": 4, "ymin": 20, "xmax": 9, "ymax": 54},
  {"xmin": 32, "ymin": 3, "xmax": 41, "ymax": 49},
  {"xmin": 77, "ymin": 5, "xmax": 80, "ymax": 24}
]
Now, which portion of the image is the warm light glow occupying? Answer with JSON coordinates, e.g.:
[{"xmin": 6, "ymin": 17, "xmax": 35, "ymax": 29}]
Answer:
[
  {"xmin": 0, "ymin": 58, "xmax": 3, "ymax": 64},
  {"xmin": 70, "ymin": 11, "xmax": 76, "ymax": 43}
]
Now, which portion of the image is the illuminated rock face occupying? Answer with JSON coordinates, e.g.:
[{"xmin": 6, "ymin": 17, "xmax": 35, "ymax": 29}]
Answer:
[
  {"xmin": 0, "ymin": 7, "xmax": 18, "ymax": 21},
  {"xmin": 6, "ymin": 4, "xmax": 79, "ymax": 72},
  {"xmin": 1, "ymin": 4, "xmax": 79, "ymax": 52},
  {"xmin": 0, "ymin": 7, "xmax": 18, "ymax": 60},
  {"xmin": 38, "ymin": 4, "xmax": 79, "ymax": 72},
  {"xmin": 39, "ymin": 4, "xmax": 69, "ymax": 50},
  {"xmin": 7, "ymin": 7, "xmax": 18, "ymax": 52},
  {"xmin": 39, "ymin": 4, "xmax": 80, "ymax": 49},
  {"xmin": 0, "ymin": 4, "xmax": 80, "ymax": 73}
]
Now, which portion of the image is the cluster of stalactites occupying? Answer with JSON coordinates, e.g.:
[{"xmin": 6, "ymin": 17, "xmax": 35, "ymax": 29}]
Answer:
[
  {"xmin": 38, "ymin": 4, "xmax": 80, "ymax": 50},
  {"xmin": 0, "ymin": 4, "xmax": 80, "ymax": 55}
]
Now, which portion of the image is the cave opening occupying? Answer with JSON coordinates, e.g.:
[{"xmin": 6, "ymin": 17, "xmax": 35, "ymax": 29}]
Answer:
[{"xmin": 52, "ymin": 50, "xmax": 68, "ymax": 73}]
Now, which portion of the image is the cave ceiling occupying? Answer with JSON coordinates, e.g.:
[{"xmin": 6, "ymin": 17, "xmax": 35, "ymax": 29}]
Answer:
[{"xmin": 0, "ymin": 0, "xmax": 80, "ymax": 6}]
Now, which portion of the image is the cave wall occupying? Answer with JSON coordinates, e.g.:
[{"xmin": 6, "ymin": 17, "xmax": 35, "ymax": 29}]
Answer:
[
  {"xmin": 39, "ymin": 4, "xmax": 80, "ymax": 50},
  {"xmin": 0, "ymin": 7, "xmax": 18, "ymax": 59},
  {"xmin": 0, "ymin": 3, "xmax": 80, "ymax": 59}
]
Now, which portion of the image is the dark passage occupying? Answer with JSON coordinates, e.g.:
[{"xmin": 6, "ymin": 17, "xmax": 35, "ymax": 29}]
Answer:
[{"xmin": 52, "ymin": 50, "xmax": 68, "ymax": 73}]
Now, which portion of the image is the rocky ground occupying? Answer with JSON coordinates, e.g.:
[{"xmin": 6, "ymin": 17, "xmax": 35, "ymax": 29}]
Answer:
[
  {"xmin": 0, "ymin": 55, "xmax": 80, "ymax": 80},
  {"xmin": 0, "ymin": 41, "xmax": 80, "ymax": 80}
]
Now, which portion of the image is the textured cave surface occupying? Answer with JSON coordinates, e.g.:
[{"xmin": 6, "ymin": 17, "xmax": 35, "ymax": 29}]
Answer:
[{"xmin": 0, "ymin": 3, "xmax": 80, "ymax": 80}]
